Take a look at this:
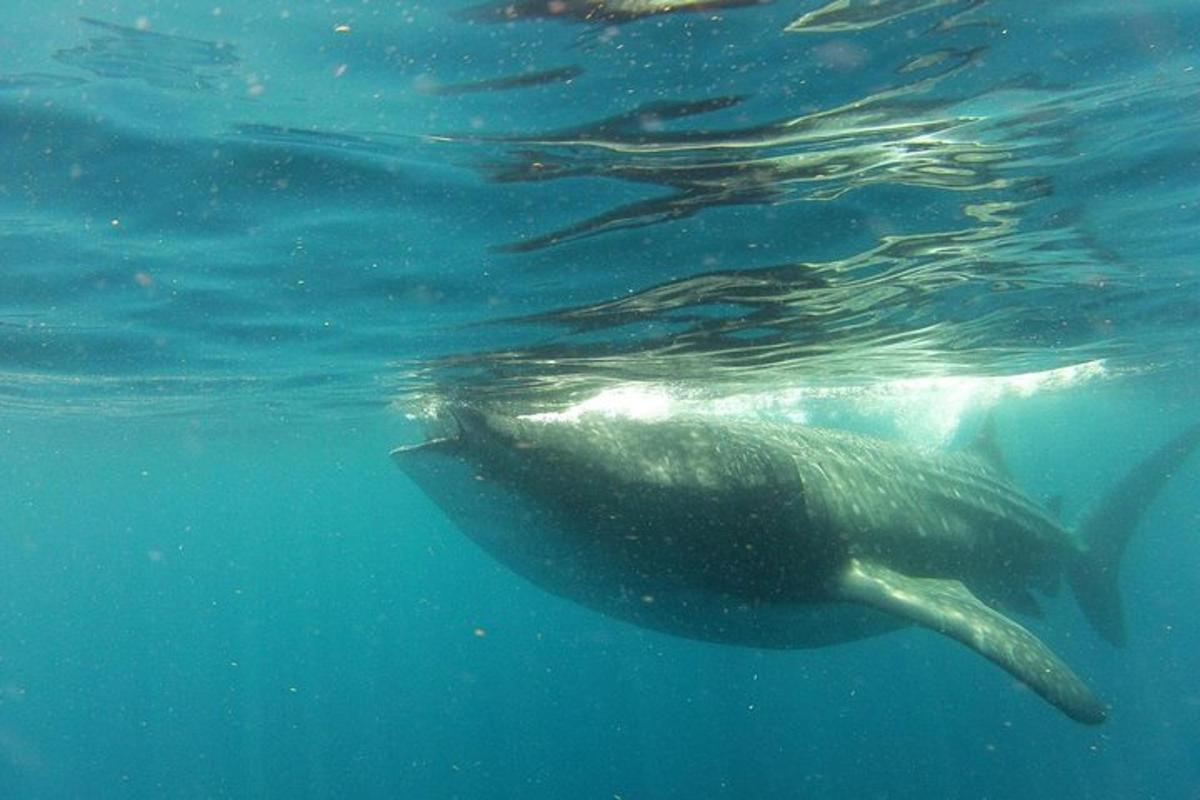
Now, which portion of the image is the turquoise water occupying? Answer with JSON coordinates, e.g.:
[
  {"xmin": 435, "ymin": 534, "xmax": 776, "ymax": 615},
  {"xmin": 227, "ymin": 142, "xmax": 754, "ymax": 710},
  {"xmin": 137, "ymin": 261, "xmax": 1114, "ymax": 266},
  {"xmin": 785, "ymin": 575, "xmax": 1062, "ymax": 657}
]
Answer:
[{"xmin": 2, "ymin": 2, "xmax": 1199, "ymax": 798}]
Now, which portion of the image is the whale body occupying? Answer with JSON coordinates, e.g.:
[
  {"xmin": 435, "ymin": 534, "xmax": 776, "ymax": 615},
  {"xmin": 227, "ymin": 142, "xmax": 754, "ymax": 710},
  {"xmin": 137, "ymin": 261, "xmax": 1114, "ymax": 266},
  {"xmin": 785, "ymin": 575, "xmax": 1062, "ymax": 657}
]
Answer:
[{"xmin": 395, "ymin": 405, "xmax": 1200, "ymax": 724}]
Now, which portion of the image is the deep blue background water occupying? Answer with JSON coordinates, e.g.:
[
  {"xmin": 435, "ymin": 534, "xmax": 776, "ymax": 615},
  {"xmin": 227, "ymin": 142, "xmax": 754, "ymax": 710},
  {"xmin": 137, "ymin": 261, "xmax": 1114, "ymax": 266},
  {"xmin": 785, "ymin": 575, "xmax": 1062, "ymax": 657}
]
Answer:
[{"xmin": 2, "ymin": 1, "xmax": 1199, "ymax": 797}]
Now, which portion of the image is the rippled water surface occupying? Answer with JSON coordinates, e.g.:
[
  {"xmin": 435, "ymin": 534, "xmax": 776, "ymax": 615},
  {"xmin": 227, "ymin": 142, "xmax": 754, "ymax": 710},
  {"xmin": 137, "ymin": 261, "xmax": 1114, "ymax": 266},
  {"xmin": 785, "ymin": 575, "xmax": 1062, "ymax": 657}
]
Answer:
[{"xmin": 2, "ymin": 1, "xmax": 1198, "ymax": 415}]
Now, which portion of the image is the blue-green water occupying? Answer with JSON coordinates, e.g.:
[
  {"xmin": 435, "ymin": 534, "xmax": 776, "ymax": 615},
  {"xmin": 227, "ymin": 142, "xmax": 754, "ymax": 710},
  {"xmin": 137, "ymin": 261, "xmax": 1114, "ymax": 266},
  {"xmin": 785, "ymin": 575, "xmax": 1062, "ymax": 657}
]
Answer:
[{"xmin": 2, "ymin": 1, "xmax": 1199, "ymax": 798}]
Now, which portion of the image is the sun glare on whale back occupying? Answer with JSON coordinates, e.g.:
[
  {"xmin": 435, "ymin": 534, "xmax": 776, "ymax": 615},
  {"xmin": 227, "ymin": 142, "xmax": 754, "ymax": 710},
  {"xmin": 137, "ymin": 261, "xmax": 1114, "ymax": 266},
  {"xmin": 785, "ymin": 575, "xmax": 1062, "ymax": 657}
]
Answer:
[
  {"xmin": 521, "ymin": 359, "xmax": 1108, "ymax": 448},
  {"xmin": 525, "ymin": 384, "xmax": 678, "ymax": 423}
]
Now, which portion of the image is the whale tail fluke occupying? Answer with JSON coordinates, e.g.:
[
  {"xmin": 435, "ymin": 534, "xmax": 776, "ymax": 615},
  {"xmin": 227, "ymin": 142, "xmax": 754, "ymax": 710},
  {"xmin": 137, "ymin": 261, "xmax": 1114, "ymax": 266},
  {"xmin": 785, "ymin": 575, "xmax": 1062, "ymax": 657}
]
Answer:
[
  {"xmin": 1069, "ymin": 421, "xmax": 1200, "ymax": 647},
  {"xmin": 1068, "ymin": 549, "xmax": 1127, "ymax": 647}
]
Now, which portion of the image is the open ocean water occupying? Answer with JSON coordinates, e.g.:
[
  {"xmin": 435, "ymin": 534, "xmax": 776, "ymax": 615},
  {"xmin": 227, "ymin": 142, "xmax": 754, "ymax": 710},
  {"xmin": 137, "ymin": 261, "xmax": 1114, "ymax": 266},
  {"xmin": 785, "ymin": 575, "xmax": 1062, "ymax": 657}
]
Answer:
[{"xmin": 1, "ymin": 1, "xmax": 1199, "ymax": 798}]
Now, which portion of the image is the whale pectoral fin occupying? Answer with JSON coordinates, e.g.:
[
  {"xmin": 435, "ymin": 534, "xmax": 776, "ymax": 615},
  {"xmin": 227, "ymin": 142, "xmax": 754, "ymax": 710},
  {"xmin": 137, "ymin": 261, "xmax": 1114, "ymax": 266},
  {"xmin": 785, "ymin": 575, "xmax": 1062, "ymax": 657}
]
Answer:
[{"xmin": 837, "ymin": 558, "xmax": 1106, "ymax": 725}]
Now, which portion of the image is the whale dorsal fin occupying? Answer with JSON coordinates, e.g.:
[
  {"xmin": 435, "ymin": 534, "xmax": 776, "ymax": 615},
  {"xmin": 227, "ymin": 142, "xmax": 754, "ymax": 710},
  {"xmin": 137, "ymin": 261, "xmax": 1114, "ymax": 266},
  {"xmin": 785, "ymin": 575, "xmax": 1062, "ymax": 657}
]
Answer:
[
  {"xmin": 965, "ymin": 415, "xmax": 1010, "ymax": 477},
  {"xmin": 837, "ymin": 558, "xmax": 1105, "ymax": 724}
]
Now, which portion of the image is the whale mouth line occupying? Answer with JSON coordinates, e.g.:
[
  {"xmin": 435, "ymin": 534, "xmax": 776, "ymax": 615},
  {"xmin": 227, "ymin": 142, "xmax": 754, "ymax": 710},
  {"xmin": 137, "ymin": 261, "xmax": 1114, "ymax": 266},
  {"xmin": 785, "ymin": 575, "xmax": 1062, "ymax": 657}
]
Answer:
[{"xmin": 390, "ymin": 436, "xmax": 458, "ymax": 456}]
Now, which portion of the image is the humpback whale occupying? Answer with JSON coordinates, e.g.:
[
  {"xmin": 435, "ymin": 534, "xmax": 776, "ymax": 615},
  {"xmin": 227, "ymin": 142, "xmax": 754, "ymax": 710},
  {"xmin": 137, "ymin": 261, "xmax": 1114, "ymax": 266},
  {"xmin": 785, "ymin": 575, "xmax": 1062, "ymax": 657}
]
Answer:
[{"xmin": 394, "ymin": 405, "xmax": 1200, "ymax": 723}]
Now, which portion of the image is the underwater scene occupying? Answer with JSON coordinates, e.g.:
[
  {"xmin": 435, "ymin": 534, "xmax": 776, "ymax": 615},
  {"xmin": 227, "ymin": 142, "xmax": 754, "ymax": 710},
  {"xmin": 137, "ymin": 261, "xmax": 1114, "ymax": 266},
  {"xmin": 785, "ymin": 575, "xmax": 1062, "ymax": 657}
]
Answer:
[{"xmin": 1, "ymin": 1, "xmax": 1198, "ymax": 798}]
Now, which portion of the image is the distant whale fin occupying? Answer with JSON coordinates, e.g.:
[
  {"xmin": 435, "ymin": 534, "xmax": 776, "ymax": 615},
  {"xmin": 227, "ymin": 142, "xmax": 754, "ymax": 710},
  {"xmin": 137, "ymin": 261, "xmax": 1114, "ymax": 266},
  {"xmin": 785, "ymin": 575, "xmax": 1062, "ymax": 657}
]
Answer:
[
  {"xmin": 838, "ymin": 558, "xmax": 1106, "ymax": 724},
  {"xmin": 1069, "ymin": 421, "xmax": 1200, "ymax": 647},
  {"xmin": 998, "ymin": 587, "xmax": 1045, "ymax": 619}
]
